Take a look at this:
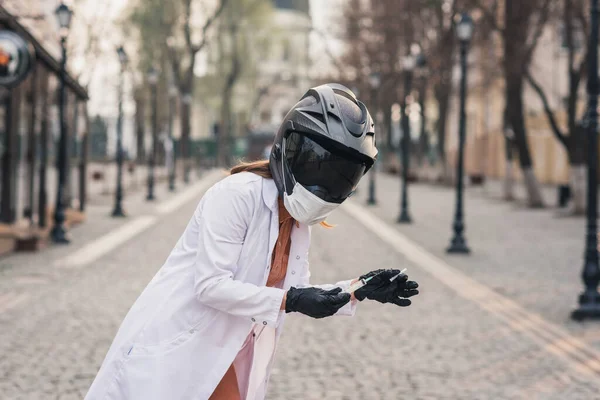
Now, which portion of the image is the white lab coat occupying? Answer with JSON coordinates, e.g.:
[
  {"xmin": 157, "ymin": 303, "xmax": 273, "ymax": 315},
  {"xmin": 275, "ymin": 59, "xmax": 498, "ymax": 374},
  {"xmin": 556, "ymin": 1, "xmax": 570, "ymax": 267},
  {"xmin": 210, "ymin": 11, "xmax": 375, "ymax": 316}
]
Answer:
[{"xmin": 84, "ymin": 172, "xmax": 356, "ymax": 400}]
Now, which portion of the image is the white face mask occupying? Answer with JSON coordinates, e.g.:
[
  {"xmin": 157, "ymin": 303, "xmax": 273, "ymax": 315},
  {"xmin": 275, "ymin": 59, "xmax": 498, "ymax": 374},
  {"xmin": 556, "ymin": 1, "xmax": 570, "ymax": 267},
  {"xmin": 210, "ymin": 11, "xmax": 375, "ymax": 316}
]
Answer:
[{"xmin": 283, "ymin": 182, "xmax": 339, "ymax": 225}]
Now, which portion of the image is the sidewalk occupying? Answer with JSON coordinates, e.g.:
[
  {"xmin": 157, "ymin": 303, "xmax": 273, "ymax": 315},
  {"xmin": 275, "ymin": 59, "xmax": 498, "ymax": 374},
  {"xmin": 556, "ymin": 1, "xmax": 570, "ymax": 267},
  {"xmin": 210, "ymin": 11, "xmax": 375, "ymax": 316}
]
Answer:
[
  {"xmin": 43, "ymin": 162, "xmax": 170, "ymax": 209},
  {"xmin": 353, "ymin": 172, "xmax": 600, "ymax": 349},
  {"xmin": 271, "ymin": 198, "xmax": 600, "ymax": 399},
  {"xmin": 1, "ymin": 169, "xmax": 599, "ymax": 399},
  {"xmin": 0, "ymin": 168, "xmax": 225, "ymax": 312}
]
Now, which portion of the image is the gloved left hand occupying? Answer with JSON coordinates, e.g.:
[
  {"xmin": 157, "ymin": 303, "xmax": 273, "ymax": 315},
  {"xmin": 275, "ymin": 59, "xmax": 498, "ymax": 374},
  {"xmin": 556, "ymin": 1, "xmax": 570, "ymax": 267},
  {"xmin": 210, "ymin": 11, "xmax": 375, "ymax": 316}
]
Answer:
[{"xmin": 354, "ymin": 269, "xmax": 419, "ymax": 306}]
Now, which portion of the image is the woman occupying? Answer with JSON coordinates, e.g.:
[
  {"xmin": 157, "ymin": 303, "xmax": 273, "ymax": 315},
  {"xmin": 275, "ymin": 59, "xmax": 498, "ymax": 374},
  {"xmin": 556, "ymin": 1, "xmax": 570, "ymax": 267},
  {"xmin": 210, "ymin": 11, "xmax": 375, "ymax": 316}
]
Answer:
[{"xmin": 85, "ymin": 84, "xmax": 419, "ymax": 400}]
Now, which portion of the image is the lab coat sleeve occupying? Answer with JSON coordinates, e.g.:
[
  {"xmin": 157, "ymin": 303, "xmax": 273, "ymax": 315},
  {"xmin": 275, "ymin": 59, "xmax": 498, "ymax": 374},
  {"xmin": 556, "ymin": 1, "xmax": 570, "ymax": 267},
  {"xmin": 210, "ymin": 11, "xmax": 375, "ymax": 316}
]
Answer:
[
  {"xmin": 297, "ymin": 268, "xmax": 358, "ymax": 317},
  {"xmin": 193, "ymin": 184, "xmax": 286, "ymax": 326}
]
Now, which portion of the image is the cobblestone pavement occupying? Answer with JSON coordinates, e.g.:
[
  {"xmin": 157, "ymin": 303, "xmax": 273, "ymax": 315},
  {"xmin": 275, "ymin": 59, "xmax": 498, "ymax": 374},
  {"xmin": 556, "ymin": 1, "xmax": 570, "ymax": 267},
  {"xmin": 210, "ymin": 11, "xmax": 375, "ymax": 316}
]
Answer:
[
  {"xmin": 0, "ymin": 170, "xmax": 211, "ymax": 296},
  {"xmin": 352, "ymin": 172, "xmax": 600, "ymax": 350},
  {"xmin": 268, "ymin": 208, "xmax": 600, "ymax": 400},
  {"xmin": 1, "ymin": 171, "xmax": 600, "ymax": 399},
  {"xmin": 0, "ymin": 171, "xmax": 223, "ymax": 400}
]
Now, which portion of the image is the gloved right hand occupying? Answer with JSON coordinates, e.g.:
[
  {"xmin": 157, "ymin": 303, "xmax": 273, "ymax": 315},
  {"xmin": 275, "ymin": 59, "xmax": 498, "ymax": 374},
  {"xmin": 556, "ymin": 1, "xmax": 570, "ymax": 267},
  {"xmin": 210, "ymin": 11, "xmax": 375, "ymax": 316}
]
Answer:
[
  {"xmin": 285, "ymin": 286, "xmax": 351, "ymax": 319},
  {"xmin": 354, "ymin": 269, "xmax": 419, "ymax": 306}
]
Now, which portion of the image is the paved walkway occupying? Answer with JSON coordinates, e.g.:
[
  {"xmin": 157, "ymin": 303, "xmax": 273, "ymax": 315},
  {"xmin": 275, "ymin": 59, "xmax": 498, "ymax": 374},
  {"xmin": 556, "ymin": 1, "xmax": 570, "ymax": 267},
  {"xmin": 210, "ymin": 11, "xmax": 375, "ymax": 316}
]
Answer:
[
  {"xmin": 1, "ymin": 170, "xmax": 600, "ymax": 399},
  {"xmin": 0, "ymin": 169, "xmax": 222, "ymax": 312},
  {"xmin": 354, "ymin": 172, "xmax": 600, "ymax": 348},
  {"xmin": 270, "ymin": 207, "xmax": 600, "ymax": 399}
]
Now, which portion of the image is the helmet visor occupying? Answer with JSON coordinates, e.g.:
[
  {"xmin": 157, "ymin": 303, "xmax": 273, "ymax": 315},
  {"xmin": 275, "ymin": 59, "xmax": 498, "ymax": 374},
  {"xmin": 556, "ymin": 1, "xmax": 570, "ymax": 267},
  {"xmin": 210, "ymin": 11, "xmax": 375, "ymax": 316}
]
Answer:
[{"xmin": 284, "ymin": 132, "xmax": 368, "ymax": 203}]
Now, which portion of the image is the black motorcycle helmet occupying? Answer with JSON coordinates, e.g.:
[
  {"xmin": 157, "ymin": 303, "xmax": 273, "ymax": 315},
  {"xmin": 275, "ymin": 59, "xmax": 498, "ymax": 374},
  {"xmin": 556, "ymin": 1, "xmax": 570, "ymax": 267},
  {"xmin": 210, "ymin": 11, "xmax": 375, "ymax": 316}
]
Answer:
[{"xmin": 269, "ymin": 83, "xmax": 378, "ymax": 204}]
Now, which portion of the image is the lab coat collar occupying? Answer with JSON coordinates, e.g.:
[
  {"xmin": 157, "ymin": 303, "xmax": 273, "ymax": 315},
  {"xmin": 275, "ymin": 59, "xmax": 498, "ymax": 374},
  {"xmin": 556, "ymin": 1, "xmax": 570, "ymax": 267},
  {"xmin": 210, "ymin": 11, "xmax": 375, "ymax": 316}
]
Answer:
[{"xmin": 262, "ymin": 177, "xmax": 279, "ymax": 212}]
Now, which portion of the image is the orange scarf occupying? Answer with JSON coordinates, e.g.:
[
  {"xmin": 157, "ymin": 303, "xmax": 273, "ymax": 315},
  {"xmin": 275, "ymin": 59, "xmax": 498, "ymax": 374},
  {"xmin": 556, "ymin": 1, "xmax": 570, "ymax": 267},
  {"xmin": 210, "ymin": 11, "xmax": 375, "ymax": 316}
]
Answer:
[{"xmin": 266, "ymin": 198, "xmax": 298, "ymax": 287}]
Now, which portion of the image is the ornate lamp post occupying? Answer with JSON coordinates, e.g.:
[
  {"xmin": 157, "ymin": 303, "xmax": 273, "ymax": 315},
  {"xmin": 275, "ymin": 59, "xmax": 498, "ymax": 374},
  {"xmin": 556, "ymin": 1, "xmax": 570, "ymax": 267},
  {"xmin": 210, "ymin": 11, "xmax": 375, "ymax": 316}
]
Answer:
[
  {"xmin": 572, "ymin": 0, "xmax": 600, "ymax": 320},
  {"xmin": 397, "ymin": 48, "xmax": 416, "ymax": 224},
  {"xmin": 112, "ymin": 46, "xmax": 128, "ymax": 217},
  {"xmin": 146, "ymin": 66, "xmax": 158, "ymax": 201},
  {"xmin": 367, "ymin": 72, "xmax": 381, "ymax": 206},
  {"xmin": 50, "ymin": 2, "xmax": 73, "ymax": 243},
  {"xmin": 447, "ymin": 13, "xmax": 474, "ymax": 254}
]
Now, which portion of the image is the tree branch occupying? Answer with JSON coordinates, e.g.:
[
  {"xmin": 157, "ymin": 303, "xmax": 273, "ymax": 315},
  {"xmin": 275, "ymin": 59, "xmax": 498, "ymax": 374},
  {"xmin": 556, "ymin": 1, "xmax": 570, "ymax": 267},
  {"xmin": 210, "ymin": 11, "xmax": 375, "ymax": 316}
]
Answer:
[
  {"xmin": 524, "ymin": 0, "xmax": 552, "ymax": 66},
  {"xmin": 525, "ymin": 71, "xmax": 568, "ymax": 147},
  {"xmin": 565, "ymin": 0, "xmax": 575, "ymax": 72},
  {"xmin": 191, "ymin": 0, "xmax": 229, "ymax": 54},
  {"xmin": 184, "ymin": 0, "xmax": 194, "ymax": 53},
  {"xmin": 575, "ymin": 5, "xmax": 590, "ymax": 78},
  {"xmin": 311, "ymin": 28, "xmax": 346, "ymax": 75},
  {"xmin": 167, "ymin": 43, "xmax": 183, "ymax": 91},
  {"xmin": 471, "ymin": 0, "xmax": 504, "ymax": 35}
]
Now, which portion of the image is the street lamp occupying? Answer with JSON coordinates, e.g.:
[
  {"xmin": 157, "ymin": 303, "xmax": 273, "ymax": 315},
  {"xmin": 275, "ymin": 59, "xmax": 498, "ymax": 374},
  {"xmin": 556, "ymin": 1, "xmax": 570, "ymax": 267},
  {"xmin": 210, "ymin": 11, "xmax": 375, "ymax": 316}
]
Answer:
[
  {"xmin": 50, "ymin": 2, "xmax": 73, "ymax": 244},
  {"xmin": 146, "ymin": 66, "xmax": 159, "ymax": 201},
  {"xmin": 55, "ymin": 3, "xmax": 72, "ymax": 39},
  {"xmin": 367, "ymin": 72, "xmax": 381, "ymax": 206},
  {"xmin": 397, "ymin": 48, "xmax": 416, "ymax": 224},
  {"xmin": 572, "ymin": 0, "xmax": 600, "ymax": 320},
  {"xmin": 112, "ymin": 46, "xmax": 128, "ymax": 217},
  {"xmin": 447, "ymin": 12, "xmax": 473, "ymax": 254}
]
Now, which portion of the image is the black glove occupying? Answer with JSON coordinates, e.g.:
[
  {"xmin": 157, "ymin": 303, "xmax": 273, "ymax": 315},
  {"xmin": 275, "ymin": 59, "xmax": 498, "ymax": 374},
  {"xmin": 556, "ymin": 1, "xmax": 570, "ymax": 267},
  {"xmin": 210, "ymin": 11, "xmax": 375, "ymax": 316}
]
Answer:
[
  {"xmin": 285, "ymin": 286, "xmax": 351, "ymax": 319},
  {"xmin": 354, "ymin": 269, "xmax": 419, "ymax": 307}
]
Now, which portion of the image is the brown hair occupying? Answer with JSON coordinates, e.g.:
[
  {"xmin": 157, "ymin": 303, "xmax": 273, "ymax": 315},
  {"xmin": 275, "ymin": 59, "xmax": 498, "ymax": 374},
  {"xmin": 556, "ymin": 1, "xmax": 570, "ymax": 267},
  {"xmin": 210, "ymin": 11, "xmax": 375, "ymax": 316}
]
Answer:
[
  {"xmin": 229, "ymin": 159, "xmax": 334, "ymax": 228},
  {"xmin": 230, "ymin": 159, "xmax": 272, "ymax": 178}
]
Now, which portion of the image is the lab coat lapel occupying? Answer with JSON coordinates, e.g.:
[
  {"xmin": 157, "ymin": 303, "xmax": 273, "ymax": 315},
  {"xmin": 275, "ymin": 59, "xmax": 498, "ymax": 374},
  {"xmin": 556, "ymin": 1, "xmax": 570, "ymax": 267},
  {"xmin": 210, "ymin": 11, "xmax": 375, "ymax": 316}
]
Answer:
[{"xmin": 262, "ymin": 178, "xmax": 280, "ymax": 285}]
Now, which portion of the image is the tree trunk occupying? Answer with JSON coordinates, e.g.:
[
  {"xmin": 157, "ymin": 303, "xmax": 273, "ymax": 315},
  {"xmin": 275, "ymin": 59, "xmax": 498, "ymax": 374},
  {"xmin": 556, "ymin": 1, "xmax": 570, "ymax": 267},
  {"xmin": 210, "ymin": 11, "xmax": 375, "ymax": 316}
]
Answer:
[
  {"xmin": 503, "ymin": 96, "xmax": 515, "ymax": 201},
  {"xmin": 417, "ymin": 80, "xmax": 426, "ymax": 168},
  {"xmin": 218, "ymin": 17, "xmax": 240, "ymax": 168},
  {"xmin": 569, "ymin": 164, "xmax": 586, "ymax": 213},
  {"xmin": 435, "ymin": 84, "xmax": 451, "ymax": 183},
  {"xmin": 219, "ymin": 87, "xmax": 233, "ymax": 167},
  {"xmin": 385, "ymin": 105, "xmax": 393, "ymax": 151},
  {"xmin": 180, "ymin": 91, "xmax": 191, "ymax": 182},
  {"xmin": 506, "ymin": 78, "xmax": 544, "ymax": 207},
  {"xmin": 134, "ymin": 93, "xmax": 145, "ymax": 164},
  {"xmin": 568, "ymin": 123, "xmax": 586, "ymax": 214},
  {"xmin": 503, "ymin": 136, "xmax": 515, "ymax": 201}
]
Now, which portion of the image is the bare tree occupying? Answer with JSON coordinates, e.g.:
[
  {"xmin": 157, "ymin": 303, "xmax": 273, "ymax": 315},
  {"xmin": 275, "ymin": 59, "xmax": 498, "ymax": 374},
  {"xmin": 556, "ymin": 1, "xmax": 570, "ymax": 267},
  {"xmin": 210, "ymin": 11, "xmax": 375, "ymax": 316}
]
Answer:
[
  {"xmin": 504, "ymin": 0, "xmax": 552, "ymax": 207},
  {"xmin": 525, "ymin": 0, "xmax": 588, "ymax": 213},
  {"xmin": 167, "ymin": 0, "xmax": 228, "ymax": 180},
  {"xmin": 125, "ymin": 0, "xmax": 178, "ymax": 166},
  {"xmin": 213, "ymin": 0, "xmax": 273, "ymax": 166},
  {"xmin": 69, "ymin": 0, "xmax": 114, "ymax": 88},
  {"xmin": 475, "ymin": 0, "xmax": 551, "ymax": 207},
  {"xmin": 339, "ymin": 0, "xmax": 463, "ymax": 180},
  {"xmin": 426, "ymin": 1, "xmax": 459, "ymax": 182}
]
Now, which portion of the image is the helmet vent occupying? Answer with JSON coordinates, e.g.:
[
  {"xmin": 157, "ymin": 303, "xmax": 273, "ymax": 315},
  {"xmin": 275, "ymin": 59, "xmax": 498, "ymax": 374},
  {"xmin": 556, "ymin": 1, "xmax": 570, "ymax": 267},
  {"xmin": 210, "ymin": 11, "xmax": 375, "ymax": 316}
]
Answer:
[{"xmin": 305, "ymin": 111, "xmax": 325, "ymax": 124}]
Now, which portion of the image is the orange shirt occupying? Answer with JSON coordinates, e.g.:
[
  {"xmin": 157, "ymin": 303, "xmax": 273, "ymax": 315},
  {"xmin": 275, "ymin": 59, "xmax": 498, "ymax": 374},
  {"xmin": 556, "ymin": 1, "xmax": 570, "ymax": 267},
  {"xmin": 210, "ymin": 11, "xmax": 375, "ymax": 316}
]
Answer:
[{"xmin": 266, "ymin": 197, "xmax": 298, "ymax": 287}]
